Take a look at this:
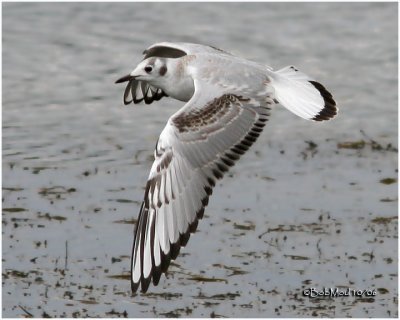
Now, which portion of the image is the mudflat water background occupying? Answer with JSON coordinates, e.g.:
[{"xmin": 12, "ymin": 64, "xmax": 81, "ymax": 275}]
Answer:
[{"xmin": 2, "ymin": 2, "xmax": 398, "ymax": 318}]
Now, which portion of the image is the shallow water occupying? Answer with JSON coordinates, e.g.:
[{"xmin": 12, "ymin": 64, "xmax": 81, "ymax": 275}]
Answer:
[{"xmin": 2, "ymin": 2, "xmax": 398, "ymax": 317}]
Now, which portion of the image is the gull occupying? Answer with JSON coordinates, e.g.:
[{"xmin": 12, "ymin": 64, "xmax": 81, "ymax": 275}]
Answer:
[{"xmin": 115, "ymin": 42, "xmax": 337, "ymax": 293}]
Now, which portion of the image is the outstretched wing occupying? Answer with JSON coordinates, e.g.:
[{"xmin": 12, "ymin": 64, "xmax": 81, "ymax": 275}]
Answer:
[
  {"xmin": 143, "ymin": 42, "xmax": 232, "ymax": 58},
  {"xmin": 131, "ymin": 80, "xmax": 272, "ymax": 293},
  {"xmin": 122, "ymin": 79, "xmax": 167, "ymax": 105}
]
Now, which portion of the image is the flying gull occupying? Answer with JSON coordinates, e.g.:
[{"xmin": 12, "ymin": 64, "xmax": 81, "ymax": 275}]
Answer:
[{"xmin": 115, "ymin": 42, "xmax": 338, "ymax": 293}]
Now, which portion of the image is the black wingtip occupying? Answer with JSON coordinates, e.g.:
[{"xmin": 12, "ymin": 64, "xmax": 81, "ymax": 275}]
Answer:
[
  {"xmin": 131, "ymin": 279, "xmax": 140, "ymax": 293},
  {"xmin": 123, "ymin": 98, "xmax": 132, "ymax": 106},
  {"xmin": 141, "ymin": 276, "xmax": 151, "ymax": 293},
  {"xmin": 152, "ymin": 265, "xmax": 162, "ymax": 286},
  {"xmin": 115, "ymin": 74, "xmax": 134, "ymax": 84},
  {"xmin": 309, "ymin": 81, "xmax": 338, "ymax": 121}
]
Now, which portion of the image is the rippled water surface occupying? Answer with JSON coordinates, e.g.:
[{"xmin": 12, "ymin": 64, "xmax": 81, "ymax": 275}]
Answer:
[{"xmin": 2, "ymin": 2, "xmax": 398, "ymax": 317}]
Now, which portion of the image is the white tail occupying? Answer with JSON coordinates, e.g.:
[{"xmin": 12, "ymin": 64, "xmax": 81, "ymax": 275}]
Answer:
[{"xmin": 268, "ymin": 66, "xmax": 337, "ymax": 121}]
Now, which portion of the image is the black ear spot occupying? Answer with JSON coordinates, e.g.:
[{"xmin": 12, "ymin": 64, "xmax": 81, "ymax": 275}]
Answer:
[{"xmin": 159, "ymin": 65, "xmax": 167, "ymax": 76}]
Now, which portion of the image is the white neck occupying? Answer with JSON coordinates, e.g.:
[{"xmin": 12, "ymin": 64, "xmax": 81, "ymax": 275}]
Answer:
[{"xmin": 157, "ymin": 58, "xmax": 195, "ymax": 102}]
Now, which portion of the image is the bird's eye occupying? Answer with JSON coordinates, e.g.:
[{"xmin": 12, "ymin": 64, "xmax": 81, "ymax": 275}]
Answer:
[{"xmin": 144, "ymin": 65, "xmax": 153, "ymax": 73}]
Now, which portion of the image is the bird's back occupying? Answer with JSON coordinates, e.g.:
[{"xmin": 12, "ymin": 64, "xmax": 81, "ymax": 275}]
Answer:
[{"xmin": 185, "ymin": 53, "xmax": 273, "ymax": 100}]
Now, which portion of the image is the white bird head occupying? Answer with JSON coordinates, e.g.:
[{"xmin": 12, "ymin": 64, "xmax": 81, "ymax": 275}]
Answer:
[
  {"xmin": 116, "ymin": 57, "xmax": 169, "ymax": 87},
  {"xmin": 116, "ymin": 54, "xmax": 195, "ymax": 102}
]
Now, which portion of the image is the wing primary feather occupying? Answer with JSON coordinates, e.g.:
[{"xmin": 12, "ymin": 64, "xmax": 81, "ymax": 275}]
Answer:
[
  {"xmin": 131, "ymin": 91, "xmax": 272, "ymax": 293},
  {"xmin": 139, "ymin": 209, "xmax": 150, "ymax": 292},
  {"xmin": 124, "ymin": 80, "xmax": 133, "ymax": 105},
  {"xmin": 131, "ymin": 203, "xmax": 145, "ymax": 293},
  {"xmin": 180, "ymin": 230, "xmax": 190, "ymax": 246},
  {"xmin": 160, "ymin": 244, "xmax": 171, "ymax": 273}
]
